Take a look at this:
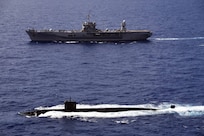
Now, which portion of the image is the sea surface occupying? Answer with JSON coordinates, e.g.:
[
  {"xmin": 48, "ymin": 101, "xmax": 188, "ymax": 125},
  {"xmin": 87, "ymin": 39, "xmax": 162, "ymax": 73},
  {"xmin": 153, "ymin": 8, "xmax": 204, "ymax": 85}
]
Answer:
[{"xmin": 0, "ymin": 0, "xmax": 204, "ymax": 135}]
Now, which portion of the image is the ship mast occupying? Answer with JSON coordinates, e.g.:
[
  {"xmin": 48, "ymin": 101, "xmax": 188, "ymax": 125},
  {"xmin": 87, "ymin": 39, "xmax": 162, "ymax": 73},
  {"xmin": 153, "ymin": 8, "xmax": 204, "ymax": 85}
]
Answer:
[
  {"xmin": 87, "ymin": 14, "xmax": 90, "ymax": 22},
  {"xmin": 87, "ymin": 10, "xmax": 92, "ymax": 22}
]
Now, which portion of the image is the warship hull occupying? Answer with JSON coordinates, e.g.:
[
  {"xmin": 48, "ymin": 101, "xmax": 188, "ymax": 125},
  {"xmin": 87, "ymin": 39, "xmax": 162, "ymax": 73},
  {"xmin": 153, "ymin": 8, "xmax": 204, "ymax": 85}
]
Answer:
[{"xmin": 26, "ymin": 30, "xmax": 152, "ymax": 43}]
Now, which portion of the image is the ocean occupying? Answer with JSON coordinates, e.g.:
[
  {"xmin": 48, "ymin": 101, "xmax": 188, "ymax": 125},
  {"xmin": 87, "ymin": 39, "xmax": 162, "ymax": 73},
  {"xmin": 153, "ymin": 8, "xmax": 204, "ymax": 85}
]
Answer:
[{"xmin": 0, "ymin": 0, "xmax": 204, "ymax": 135}]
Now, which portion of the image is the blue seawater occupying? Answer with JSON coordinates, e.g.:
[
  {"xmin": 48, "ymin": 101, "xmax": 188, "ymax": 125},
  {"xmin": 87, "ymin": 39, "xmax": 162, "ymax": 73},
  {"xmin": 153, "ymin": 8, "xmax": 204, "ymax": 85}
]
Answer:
[{"xmin": 0, "ymin": 0, "xmax": 204, "ymax": 135}]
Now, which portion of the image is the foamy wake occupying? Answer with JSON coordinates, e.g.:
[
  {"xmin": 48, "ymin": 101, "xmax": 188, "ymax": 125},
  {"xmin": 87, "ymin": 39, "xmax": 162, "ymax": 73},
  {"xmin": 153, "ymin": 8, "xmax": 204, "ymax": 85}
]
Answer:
[
  {"xmin": 35, "ymin": 103, "xmax": 204, "ymax": 120},
  {"xmin": 154, "ymin": 37, "xmax": 204, "ymax": 41},
  {"xmin": 198, "ymin": 44, "xmax": 204, "ymax": 46}
]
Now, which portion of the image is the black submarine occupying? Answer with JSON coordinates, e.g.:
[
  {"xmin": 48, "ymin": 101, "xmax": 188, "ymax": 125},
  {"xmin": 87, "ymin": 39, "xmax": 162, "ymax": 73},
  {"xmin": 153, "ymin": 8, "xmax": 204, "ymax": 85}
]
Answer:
[{"xmin": 20, "ymin": 100, "xmax": 176, "ymax": 117}]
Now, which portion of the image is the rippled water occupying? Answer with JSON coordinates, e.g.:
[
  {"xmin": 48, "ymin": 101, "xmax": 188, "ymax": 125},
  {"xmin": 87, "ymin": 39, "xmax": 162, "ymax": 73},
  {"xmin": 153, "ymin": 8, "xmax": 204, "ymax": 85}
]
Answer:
[{"xmin": 0, "ymin": 0, "xmax": 204, "ymax": 135}]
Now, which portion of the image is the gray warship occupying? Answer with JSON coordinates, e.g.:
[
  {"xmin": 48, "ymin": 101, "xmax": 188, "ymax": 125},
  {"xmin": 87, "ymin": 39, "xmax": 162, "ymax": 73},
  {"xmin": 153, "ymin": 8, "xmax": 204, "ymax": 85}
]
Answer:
[{"xmin": 26, "ymin": 20, "xmax": 152, "ymax": 43}]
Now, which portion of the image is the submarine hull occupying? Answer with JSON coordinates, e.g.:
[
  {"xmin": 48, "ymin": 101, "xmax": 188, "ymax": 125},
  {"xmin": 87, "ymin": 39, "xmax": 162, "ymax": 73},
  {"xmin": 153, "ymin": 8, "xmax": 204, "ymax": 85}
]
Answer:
[{"xmin": 20, "ymin": 107, "xmax": 157, "ymax": 117}]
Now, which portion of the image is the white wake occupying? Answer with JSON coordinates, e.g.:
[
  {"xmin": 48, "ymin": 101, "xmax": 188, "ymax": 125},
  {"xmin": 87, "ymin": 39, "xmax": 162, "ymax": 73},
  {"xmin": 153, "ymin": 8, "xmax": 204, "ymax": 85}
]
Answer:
[
  {"xmin": 35, "ymin": 103, "xmax": 204, "ymax": 119},
  {"xmin": 154, "ymin": 37, "xmax": 204, "ymax": 41}
]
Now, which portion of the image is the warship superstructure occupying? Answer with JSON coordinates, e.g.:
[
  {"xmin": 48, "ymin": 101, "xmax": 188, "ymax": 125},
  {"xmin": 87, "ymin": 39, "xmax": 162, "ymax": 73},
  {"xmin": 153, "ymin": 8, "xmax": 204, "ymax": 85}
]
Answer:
[{"xmin": 26, "ymin": 20, "xmax": 152, "ymax": 43}]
